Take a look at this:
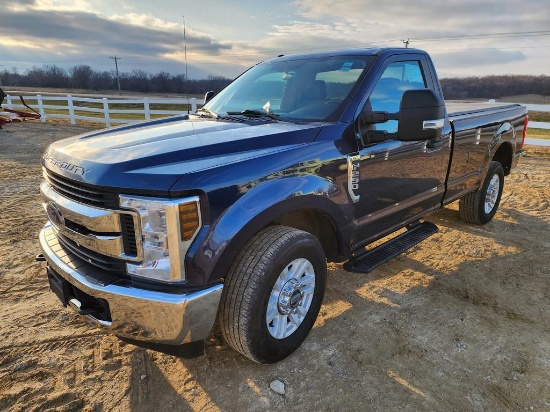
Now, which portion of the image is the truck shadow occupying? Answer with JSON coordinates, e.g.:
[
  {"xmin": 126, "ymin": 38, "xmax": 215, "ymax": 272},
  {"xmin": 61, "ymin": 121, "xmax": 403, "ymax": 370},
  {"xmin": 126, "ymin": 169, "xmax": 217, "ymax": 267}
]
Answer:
[
  {"xmin": 126, "ymin": 207, "xmax": 548, "ymax": 411},
  {"xmin": 129, "ymin": 348, "xmax": 225, "ymax": 412}
]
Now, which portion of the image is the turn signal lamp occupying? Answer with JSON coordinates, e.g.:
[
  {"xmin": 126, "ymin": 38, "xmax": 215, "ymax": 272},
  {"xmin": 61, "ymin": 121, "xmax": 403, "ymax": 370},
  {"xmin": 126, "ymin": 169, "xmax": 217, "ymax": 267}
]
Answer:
[{"xmin": 179, "ymin": 202, "xmax": 200, "ymax": 241}]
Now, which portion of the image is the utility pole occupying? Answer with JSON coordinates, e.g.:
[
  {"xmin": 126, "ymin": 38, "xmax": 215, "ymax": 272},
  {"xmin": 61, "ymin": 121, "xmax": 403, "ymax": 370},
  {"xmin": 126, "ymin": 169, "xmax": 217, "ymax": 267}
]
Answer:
[{"xmin": 110, "ymin": 56, "xmax": 121, "ymax": 94}]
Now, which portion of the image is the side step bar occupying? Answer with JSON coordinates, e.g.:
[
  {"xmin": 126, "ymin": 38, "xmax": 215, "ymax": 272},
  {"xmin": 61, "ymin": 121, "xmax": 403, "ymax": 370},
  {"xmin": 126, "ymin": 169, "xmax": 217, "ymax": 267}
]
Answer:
[{"xmin": 343, "ymin": 221, "xmax": 439, "ymax": 274}]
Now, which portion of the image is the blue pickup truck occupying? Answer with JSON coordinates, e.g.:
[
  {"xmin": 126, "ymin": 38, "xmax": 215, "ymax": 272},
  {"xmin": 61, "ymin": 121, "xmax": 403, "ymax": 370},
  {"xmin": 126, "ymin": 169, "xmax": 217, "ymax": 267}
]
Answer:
[{"xmin": 39, "ymin": 48, "xmax": 528, "ymax": 363}]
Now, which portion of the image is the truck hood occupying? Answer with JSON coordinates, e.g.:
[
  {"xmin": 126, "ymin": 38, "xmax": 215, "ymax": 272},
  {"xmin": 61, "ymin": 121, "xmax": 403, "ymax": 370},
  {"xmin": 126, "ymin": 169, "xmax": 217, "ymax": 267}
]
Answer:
[{"xmin": 43, "ymin": 116, "xmax": 322, "ymax": 192}]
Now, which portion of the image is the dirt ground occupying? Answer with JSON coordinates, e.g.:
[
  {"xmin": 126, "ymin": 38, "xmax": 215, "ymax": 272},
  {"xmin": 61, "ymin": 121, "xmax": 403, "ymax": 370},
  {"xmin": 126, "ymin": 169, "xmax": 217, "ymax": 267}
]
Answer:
[{"xmin": 1, "ymin": 122, "xmax": 549, "ymax": 412}]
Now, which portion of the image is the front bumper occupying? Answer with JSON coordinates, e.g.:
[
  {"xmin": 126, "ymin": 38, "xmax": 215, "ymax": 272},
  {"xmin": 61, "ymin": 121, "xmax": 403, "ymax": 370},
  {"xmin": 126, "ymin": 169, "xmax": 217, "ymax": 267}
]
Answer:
[{"xmin": 39, "ymin": 223, "xmax": 222, "ymax": 345}]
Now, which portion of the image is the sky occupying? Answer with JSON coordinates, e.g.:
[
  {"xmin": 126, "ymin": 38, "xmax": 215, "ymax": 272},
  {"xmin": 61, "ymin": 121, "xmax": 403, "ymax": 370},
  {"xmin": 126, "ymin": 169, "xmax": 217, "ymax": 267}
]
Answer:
[{"xmin": 0, "ymin": 0, "xmax": 549, "ymax": 80}]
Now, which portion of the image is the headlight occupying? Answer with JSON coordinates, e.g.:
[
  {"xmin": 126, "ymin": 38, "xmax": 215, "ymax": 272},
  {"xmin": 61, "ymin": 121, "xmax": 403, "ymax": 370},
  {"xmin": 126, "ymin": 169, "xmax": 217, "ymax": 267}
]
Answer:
[{"xmin": 120, "ymin": 195, "xmax": 201, "ymax": 283}]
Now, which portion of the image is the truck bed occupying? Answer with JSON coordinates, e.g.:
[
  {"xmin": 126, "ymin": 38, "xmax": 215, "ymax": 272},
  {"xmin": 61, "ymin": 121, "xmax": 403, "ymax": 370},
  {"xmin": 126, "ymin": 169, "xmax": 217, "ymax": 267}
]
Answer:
[{"xmin": 446, "ymin": 101, "xmax": 523, "ymax": 121}]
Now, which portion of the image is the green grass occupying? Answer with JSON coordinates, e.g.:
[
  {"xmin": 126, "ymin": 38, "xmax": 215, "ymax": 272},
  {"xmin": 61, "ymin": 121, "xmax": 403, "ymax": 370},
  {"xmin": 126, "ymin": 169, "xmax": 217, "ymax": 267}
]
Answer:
[
  {"xmin": 528, "ymin": 111, "xmax": 550, "ymax": 122},
  {"xmin": 527, "ymin": 128, "xmax": 550, "ymax": 140}
]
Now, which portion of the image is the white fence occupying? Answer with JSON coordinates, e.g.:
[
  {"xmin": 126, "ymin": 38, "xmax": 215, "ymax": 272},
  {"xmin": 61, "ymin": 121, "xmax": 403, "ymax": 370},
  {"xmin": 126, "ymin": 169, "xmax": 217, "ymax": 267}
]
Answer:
[
  {"xmin": 1, "ymin": 94, "xmax": 549, "ymax": 129},
  {"xmin": 1, "ymin": 94, "xmax": 203, "ymax": 127},
  {"xmin": 521, "ymin": 104, "xmax": 550, "ymax": 130}
]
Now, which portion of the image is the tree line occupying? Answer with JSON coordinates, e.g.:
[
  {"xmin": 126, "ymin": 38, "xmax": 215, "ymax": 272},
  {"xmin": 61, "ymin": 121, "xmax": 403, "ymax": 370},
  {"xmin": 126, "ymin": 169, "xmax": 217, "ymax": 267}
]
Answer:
[
  {"xmin": 1, "ymin": 64, "xmax": 549, "ymax": 99},
  {"xmin": 440, "ymin": 75, "xmax": 550, "ymax": 99},
  {"xmin": 0, "ymin": 65, "xmax": 232, "ymax": 94}
]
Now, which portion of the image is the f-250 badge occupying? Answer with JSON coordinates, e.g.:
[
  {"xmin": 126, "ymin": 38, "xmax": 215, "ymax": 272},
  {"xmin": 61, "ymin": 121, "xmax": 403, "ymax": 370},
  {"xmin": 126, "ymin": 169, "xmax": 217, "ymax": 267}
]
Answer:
[{"xmin": 347, "ymin": 155, "xmax": 360, "ymax": 203}]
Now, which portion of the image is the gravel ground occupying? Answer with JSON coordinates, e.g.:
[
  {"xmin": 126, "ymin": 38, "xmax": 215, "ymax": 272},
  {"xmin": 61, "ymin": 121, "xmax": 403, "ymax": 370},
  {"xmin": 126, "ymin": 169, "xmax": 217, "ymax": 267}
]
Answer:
[{"xmin": 1, "ymin": 121, "xmax": 549, "ymax": 412}]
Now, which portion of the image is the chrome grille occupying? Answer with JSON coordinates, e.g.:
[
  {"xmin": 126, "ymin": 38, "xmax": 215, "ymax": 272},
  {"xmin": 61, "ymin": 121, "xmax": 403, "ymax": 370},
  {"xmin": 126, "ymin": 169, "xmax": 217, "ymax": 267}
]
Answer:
[
  {"xmin": 57, "ymin": 232, "xmax": 127, "ymax": 275},
  {"xmin": 44, "ymin": 169, "xmax": 119, "ymax": 208},
  {"xmin": 120, "ymin": 213, "xmax": 138, "ymax": 257},
  {"xmin": 42, "ymin": 168, "xmax": 139, "ymax": 269}
]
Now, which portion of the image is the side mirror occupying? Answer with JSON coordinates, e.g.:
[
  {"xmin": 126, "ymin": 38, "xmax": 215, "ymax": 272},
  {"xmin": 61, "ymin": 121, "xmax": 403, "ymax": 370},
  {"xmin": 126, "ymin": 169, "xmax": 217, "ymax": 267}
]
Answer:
[
  {"xmin": 204, "ymin": 91, "xmax": 215, "ymax": 103},
  {"xmin": 397, "ymin": 89, "xmax": 445, "ymax": 141}
]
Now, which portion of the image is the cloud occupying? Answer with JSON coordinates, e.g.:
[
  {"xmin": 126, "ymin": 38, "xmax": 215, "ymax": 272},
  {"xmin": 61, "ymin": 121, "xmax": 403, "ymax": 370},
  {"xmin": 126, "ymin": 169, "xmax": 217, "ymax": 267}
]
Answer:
[
  {"xmin": 292, "ymin": 0, "xmax": 549, "ymax": 32},
  {"xmin": 432, "ymin": 48, "xmax": 527, "ymax": 69},
  {"xmin": 0, "ymin": 9, "xmax": 231, "ymax": 56},
  {"xmin": 0, "ymin": 0, "xmax": 548, "ymax": 79},
  {"xmin": 0, "ymin": 6, "xmax": 237, "ymax": 77}
]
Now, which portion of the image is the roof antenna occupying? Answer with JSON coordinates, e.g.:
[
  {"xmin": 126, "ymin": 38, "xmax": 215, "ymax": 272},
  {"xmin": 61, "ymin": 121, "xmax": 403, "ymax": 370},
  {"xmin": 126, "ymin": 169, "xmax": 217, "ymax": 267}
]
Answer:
[
  {"xmin": 183, "ymin": 15, "xmax": 190, "ymax": 113},
  {"xmin": 402, "ymin": 38, "xmax": 410, "ymax": 48}
]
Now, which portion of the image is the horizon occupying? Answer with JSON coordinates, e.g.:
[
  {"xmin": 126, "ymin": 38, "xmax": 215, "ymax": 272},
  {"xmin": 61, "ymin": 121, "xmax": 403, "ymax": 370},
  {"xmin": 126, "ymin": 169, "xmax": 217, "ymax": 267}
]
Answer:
[{"xmin": 2, "ymin": 63, "xmax": 550, "ymax": 85}]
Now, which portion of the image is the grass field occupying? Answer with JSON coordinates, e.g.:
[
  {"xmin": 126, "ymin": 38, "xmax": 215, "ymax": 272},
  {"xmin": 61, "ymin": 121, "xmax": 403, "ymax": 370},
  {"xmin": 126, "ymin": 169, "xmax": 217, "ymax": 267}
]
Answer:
[
  {"xmin": 527, "ymin": 128, "xmax": 550, "ymax": 139},
  {"xmin": 528, "ymin": 111, "xmax": 550, "ymax": 122}
]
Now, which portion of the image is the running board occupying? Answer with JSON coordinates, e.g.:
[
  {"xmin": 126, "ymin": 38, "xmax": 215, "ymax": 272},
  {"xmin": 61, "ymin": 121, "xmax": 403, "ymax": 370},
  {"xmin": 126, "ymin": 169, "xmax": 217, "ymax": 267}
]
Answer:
[{"xmin": 343, "ymin": 221, "xmax": 439, "ymax": 274}]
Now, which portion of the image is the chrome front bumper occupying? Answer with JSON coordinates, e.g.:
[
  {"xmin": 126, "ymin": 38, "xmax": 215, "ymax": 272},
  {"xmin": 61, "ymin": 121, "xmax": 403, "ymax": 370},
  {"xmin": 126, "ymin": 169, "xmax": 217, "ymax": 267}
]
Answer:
[{"xmin": 39, "ymin": 223, "xmax": 223, "ymax": 345}]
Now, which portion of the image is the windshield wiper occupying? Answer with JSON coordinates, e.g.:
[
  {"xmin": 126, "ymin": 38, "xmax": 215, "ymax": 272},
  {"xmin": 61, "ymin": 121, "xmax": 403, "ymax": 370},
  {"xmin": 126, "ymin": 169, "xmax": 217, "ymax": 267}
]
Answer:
[
  {"xmin": 195, "ymin": 107, "xmax": 219, "ymax": 118},
  {"xmin": 226, "ymin": 109, "xmax": 282, "ymax": 121}
]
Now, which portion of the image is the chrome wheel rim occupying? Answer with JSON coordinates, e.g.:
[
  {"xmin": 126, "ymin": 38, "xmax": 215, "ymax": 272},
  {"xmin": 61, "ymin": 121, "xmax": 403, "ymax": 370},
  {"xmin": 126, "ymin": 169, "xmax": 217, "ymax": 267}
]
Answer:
[
  {"xmin": 266, "ymin": 258, "xmax": 316, "ymax": 339},
  {"xmin": 484, "ymin": 174, "xmax": 501, "ymax": 214}
]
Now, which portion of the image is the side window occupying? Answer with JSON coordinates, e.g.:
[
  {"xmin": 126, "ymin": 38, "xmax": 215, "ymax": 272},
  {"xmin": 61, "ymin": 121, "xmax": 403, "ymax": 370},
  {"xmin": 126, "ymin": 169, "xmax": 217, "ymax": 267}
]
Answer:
[{"xmin": 368, "ymin": 61, "xmax": 427, "ymax": 133}]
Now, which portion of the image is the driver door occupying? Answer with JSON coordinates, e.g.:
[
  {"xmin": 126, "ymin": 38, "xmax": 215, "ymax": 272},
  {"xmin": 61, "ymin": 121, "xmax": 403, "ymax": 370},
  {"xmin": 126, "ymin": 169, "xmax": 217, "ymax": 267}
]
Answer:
[{"xmin": 353, "ymin": 58, "xmax": 450, "ymax": 244}]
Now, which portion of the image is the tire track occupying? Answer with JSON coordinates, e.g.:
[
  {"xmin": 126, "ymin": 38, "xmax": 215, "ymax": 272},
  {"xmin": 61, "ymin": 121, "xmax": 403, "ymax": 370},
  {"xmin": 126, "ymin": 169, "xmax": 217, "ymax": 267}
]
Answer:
[{"xmin": 0, "ymin": 331, "xmax": 108, "ymax": 352}]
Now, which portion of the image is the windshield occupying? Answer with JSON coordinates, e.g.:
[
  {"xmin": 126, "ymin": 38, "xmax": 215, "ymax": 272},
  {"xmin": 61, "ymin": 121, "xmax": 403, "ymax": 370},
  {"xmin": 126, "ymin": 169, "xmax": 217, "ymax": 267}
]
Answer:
[{"xmin": 201, "ymin": 55, "xmax": 375, "ymax": 122}]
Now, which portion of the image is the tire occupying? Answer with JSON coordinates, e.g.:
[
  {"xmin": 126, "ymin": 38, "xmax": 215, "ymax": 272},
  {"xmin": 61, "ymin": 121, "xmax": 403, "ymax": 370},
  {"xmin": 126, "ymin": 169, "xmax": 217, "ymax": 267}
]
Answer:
[
  {"xmin": 219, "ymin": 226, "xmax": 327, "ymax": 363},
  {"xmin": 459, "ymin": 161, "xmax": 505, "ymax": 225}
]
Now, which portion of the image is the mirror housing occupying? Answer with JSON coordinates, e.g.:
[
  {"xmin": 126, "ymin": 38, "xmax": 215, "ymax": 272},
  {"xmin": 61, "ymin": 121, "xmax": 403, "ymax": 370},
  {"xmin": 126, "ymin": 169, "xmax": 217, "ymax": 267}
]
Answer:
[
  {"xmin": 397, "ymin": 89, "xmax": 445, "ymax": 141},
  {"xmin": 204, "ymin": 91, "xmax": 215, "ymax": 103}
]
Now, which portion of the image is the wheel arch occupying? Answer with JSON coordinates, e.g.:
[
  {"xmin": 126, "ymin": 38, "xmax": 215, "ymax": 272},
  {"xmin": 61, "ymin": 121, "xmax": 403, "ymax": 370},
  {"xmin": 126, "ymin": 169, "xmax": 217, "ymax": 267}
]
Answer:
[
  {"xmin": 211, "ymin": 196, "xmax": 349, "ymax": 282},
  {"xmin": 188, "ymin": 176, "xmax": 352, "ymax": 285},
  {"xmin": 492, "ymin": 141, "xmax": 514, "ymax": 176},
  {"xmin": 490, "ymin": 122, "xmax": 515, "ymax": 176}
]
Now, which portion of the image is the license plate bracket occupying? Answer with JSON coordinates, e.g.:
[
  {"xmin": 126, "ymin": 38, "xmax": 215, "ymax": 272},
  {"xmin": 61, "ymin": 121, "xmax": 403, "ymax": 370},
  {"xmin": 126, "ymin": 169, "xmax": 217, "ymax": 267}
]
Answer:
[{"xmin": 47, "ymin": 268, "xmax": 71, "ymax": 306}]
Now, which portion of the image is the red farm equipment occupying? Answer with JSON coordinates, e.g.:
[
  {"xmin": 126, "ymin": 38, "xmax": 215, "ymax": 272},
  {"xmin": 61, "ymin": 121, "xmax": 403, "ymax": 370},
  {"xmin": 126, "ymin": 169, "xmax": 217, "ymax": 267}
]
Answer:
[{"xmin": 0, "ymin": 88, "xmax": 41, "ymax": 128}]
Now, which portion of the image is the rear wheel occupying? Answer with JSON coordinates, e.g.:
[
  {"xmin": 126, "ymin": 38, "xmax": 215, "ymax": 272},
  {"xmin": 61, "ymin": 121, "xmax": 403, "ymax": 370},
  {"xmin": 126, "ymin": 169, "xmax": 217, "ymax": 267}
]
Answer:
[
  {"xmin": 219, "ymin": 226, "xmax": 326, "ymax": 363},
  {"xmin": 459, "ymin": 161, "xmax": 504, "ymax": 224}
]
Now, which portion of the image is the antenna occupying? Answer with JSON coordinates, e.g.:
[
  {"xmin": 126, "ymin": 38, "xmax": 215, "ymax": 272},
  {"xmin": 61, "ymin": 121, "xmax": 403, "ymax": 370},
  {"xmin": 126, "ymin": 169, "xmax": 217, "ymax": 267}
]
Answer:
[{"xmin": 183, "ymin": 15, "xmax": 189, "ymax": 113}]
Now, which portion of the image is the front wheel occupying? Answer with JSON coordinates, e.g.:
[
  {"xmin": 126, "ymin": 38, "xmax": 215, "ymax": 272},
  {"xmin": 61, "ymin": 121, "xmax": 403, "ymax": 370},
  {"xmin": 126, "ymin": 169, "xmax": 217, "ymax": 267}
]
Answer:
[
  {"xmin": 459, "ymin": 161, "xmax": 505, "ymax": 224},
  {"xmin": 219, "ymin": 226, "xmax": 326, "ymax": 363}
]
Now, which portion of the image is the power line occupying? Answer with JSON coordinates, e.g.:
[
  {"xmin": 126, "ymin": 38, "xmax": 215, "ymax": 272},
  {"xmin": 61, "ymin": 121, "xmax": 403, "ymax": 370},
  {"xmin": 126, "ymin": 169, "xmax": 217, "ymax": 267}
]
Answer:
[
  {"xmin": 411, "ymin": 30, "xmax": 550, "ymax": 43},
  {"xmin": 150, "ymin": 30, "xmax": 550, "ymax": 59},
  {"xmin": 2, "ymin": 30, "xmax": 549, "ymax": 70},
  {"xmin": 3, "ymin": 30, "xmax": 548, "ymax": 66}
]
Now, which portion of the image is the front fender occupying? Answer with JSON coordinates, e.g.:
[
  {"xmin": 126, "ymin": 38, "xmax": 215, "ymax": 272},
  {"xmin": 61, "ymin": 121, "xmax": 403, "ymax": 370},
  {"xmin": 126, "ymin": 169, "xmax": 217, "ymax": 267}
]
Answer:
[{"xmin": 185, "ymin": 175, "xmax": 351, "ymax": 285}]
